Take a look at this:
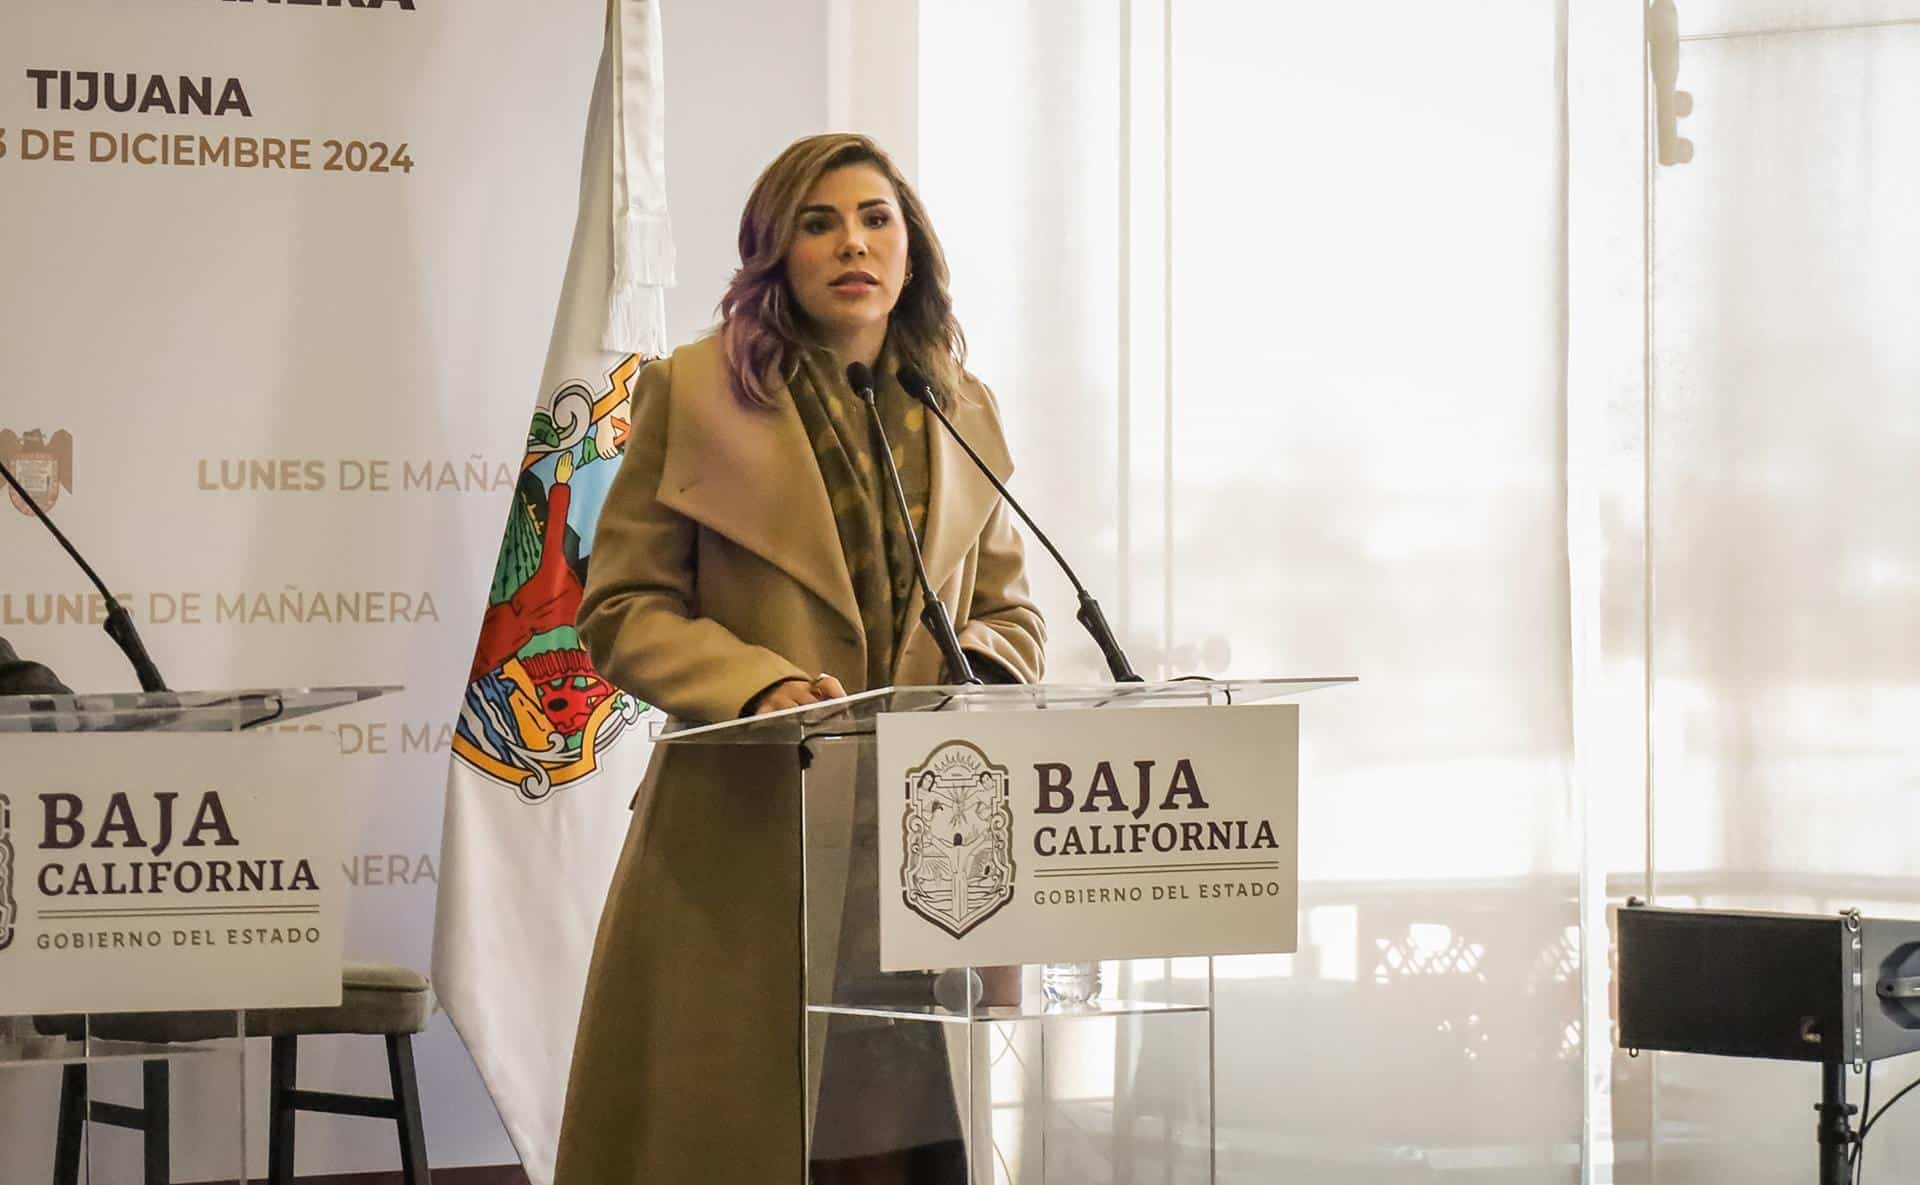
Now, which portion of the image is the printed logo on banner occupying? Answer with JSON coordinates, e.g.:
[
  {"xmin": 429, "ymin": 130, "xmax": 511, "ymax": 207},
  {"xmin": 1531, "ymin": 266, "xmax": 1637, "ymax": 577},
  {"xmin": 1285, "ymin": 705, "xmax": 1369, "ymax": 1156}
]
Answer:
[
  {"xmin": 452, "ymin": 356, "xmax": 649, "ymax": 804},
  {"xmin": 0, "ymin": 795, "xmax": 16, "ymax": 953},
  {"xmin": 900, "ymin": 741, "xmax": 1017, "ymax": 938},
  {"xmin": 0, "ymin": 430, "xmax": 74, "ymax": 516}
]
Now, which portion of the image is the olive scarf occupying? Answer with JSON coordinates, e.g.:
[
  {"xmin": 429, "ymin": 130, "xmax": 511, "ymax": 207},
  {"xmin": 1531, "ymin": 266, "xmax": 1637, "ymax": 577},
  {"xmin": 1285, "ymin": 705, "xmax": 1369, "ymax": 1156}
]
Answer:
[{"xmin": 786, "ymin": 345, "xmax": 931, "ymax": 691}]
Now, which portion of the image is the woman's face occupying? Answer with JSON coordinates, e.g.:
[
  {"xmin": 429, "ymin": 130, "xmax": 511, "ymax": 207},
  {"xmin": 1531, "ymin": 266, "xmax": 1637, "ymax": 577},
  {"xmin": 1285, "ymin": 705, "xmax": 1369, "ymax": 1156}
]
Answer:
[{"xmin": 784, "ymin": 162, "xmax": 910, "ymax": 354}]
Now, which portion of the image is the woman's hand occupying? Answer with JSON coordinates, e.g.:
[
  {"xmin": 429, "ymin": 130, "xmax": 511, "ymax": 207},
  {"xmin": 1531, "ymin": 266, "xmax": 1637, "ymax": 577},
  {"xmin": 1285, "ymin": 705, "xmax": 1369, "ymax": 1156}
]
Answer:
[{"xmin": 751, "ymin": 673, "xmax": 848, "ymax": 715}]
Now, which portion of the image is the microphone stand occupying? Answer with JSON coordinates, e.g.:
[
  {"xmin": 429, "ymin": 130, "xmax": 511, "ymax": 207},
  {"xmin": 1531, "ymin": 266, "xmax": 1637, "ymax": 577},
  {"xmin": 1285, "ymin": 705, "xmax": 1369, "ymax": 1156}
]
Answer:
[
  {"xmin": 846, "ymin": 364, "xmax": 981, "ymax": 685},
  {"xmin": 0, "ymin": 459, "xmax": 169, "ymax": 692},
  {"xmin": 899, "ymin": 372, "xmax": 1142, "ymax": 682}
]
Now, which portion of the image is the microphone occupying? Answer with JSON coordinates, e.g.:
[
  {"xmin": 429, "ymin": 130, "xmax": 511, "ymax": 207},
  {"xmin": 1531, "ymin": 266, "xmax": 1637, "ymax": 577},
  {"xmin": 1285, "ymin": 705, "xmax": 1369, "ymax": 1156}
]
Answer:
[
  {"xmin": 897, "ymin": 366, "xmax": 1142, "ymax": 682},
  {"xmin": 845, "ymin": 362, "xmax": 980, "ymax": 686},
  {"xmin": 0, "ymin": 459, "xmax": 169, "ymax": 693}
]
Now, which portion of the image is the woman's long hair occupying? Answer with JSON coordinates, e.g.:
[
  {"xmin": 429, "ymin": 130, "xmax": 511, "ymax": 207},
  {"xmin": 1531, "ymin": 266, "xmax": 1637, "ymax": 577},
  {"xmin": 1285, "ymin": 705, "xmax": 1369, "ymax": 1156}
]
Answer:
[{"xmin": 719, "ymin": 133, "xmax": 968, "ymax": 410}]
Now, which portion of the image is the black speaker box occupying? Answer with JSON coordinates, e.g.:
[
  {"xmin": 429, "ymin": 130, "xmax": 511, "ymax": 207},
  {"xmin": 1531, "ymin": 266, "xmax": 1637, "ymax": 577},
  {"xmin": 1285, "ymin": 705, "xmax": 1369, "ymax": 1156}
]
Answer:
[{"xmin": 1615, "ymin": 903, "xmax": 1920, "ymax": 1063}]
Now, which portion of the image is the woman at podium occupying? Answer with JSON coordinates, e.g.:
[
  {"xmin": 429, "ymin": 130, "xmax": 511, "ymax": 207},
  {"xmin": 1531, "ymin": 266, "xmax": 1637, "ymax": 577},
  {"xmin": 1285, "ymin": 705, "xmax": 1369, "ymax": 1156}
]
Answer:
[{"xmin": 557, "ymin": 133, "xmax": 1046, "ymax": 1184}]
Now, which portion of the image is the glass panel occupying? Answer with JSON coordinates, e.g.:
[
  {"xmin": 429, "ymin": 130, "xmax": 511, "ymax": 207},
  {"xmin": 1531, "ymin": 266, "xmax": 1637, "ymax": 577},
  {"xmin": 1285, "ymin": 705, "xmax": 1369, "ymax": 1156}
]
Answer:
[
  {"xmin": 0, "ymin": 687, "xmax": 357, "ymax": 1181},
  {"xmin": 0, "ymin": 1059, "xmax": 71, "ymax": 1181},
  {"xmin": 1647, "ymin": 14, "xmax": 1920, "ymax": 1183},
  {"xmin": 654, "ymin": 677, "xmax": 1354, "ymax": 745},
  {"xmin": 962, "ymin": 1011, "xmax": 1212, "ymax": 1185},
  {"xmin": 802, "ymin": 733, "xmax": 1215, "ymax": 1183},
  {"xmin": 0, "ymin": 1010, "xmax": 247, "ymax": 1184},
  {"xmin": 802, "ymin": 735, "xmax": 983, "ymax": 1179},
  {"xmin": 0, "ymin": 684, "xmax": 396, "ymax": 733}
]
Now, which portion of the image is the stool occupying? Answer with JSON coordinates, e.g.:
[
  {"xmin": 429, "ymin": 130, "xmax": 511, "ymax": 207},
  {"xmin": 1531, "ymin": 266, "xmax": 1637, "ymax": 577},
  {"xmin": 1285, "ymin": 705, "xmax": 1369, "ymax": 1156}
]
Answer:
[{"xmin": 52, "ymin": 961, "xmax": 435, "ymax": 1185}]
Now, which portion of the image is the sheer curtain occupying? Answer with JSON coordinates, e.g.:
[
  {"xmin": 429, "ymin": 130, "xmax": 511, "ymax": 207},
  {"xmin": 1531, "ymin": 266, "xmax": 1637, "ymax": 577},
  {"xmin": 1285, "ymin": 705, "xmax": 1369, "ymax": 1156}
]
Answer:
[
  {"xmin": 917, "ymin": 2, "xmax": 1920, "ymax": 1180},
  {"xmin": 920, "ymin": 1, "xmax": 1582, "ymax": 1179},
  {"xmin": 1629, "ymin": 7, "xmax": 1920, "ymax": 1183}
]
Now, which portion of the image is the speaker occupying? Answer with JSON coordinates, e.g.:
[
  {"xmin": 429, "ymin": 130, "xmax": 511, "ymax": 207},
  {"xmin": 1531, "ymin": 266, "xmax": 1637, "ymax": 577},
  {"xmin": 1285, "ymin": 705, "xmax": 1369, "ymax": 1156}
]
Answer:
[{"xmin": 1615, "ymin": 903, "xmax": 1920, "ymax": 1063}]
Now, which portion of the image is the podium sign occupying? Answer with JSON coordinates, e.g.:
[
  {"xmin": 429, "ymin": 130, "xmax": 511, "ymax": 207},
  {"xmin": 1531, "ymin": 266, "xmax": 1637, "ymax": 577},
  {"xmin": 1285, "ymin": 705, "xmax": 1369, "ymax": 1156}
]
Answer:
[
  {"xmin": 876, "ymin": 702, "xmax": 1299, "ymax": 971},
  {"xmin": 0, "ymin": 731, "xmax": 352, "ymax": 1014}
]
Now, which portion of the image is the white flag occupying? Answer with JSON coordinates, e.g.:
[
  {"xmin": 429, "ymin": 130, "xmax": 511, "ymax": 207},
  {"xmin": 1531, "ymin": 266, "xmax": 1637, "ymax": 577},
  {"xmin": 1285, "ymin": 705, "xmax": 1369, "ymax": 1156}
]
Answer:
[{"xmin": 432, "ymin": 3, "xmax": 671, "ymax": 1181}]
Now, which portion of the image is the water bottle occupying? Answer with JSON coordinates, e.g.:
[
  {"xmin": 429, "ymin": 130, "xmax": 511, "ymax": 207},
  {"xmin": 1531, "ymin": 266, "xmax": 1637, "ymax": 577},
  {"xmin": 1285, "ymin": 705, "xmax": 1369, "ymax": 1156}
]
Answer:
[{"xmin": 1042, "ymin": 961, "xmax": 1101, "ymax": 1007}]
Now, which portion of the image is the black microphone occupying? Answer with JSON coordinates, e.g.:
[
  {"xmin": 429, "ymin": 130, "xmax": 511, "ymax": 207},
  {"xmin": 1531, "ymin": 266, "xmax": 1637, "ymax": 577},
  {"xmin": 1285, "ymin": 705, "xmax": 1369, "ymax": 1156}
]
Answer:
[
  {"xmin": 0, "ymin": 459, "xmax": 169, "ymax": 692},
  {"xmin": 897, "ymin": 366, "xmax": 1143, "ymax": 683},
  {"xmin": 845, "ymin": 362, "xmax": 980, "ymax": 686}
]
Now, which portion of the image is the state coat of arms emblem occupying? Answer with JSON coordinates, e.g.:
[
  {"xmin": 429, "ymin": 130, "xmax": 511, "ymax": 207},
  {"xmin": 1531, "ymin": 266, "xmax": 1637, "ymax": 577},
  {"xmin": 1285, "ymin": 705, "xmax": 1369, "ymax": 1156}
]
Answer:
[
  {"xmin": 0, "ymin": 429, "xmax": 74, "ymax": 516},
  {"xmin": 900, "ymin": 741, "xmax": 1016, "ymax": 938},
  {"xmin": 451, "ymin": 358, "xmax": 650, "ymax": 804},
  {"xmin": 0, "ymin": 795, "xmax": 17, "ymax": 953}
]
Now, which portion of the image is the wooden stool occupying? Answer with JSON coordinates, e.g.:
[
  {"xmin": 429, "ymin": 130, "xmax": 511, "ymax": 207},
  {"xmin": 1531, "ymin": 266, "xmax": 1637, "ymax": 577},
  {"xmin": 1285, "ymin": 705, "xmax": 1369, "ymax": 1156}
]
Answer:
[{"xmin": 52, "ymin": 961, "xmax": 435, "ymax": 1185}]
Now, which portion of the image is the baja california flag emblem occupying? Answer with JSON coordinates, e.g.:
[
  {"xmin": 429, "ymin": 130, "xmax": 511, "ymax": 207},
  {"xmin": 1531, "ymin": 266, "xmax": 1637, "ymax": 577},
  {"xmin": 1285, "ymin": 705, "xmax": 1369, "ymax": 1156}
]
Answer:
[{"xmin": 900, "ymin": 742, "xmax": 1016, "ymax": 938}]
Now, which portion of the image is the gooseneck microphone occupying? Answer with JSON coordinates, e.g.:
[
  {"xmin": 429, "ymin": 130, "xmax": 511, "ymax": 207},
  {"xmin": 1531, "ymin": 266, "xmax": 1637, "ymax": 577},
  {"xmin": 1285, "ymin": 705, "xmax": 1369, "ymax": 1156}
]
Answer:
[
  {"xmin": 0, "ymin": 459, "xmax": 169, "ymax": 692},
  {"xmin": 897, "ymin": 366, "xmax": 1143, "ymax": 683},
  {"xmin": 845, "ymin": 362, "xmax": 981, "ymax": 686}
]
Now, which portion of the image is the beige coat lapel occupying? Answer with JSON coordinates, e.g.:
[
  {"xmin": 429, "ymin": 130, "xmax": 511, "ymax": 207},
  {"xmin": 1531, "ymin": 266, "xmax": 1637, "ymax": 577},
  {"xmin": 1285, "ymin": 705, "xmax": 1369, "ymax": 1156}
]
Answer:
[
  {"xmin": 649, "ymin": 344, "xmax": 1013, "ymax": 675},
  {"xmin": 653, "ymin": 347, "xmax": 864, "ymax": 637},
  {"xmin": 920, "ymin": 384, "xmax": 1013, "ymax": 590},
  {"xmin": 900, "ymin": 384, "xmax": 1013, "ymax": 670}
]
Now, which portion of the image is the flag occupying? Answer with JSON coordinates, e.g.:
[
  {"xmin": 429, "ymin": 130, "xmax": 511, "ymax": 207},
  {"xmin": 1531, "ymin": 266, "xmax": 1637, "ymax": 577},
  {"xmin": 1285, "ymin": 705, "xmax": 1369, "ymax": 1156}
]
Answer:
[{"xmin": 432, "ymin": 2, "xmax": 671, "ymax": 1181}]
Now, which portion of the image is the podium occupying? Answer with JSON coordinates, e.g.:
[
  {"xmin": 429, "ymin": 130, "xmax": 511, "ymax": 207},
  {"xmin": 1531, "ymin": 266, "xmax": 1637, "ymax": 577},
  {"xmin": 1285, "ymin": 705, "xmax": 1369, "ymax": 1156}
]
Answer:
[
  {"xmin": 0, "ymin": 685, "xmax": 392, "ymax": 1185},
  {"xmin": 654, "ymin": 677, "xmax": 1349, "ymax": 1184}
]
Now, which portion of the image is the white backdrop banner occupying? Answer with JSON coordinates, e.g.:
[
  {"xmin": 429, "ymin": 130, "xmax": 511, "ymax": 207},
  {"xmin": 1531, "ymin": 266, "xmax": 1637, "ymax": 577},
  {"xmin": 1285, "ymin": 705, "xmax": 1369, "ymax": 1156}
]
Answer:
[{"xmin": 0, "ymin": 0, "xmax": 611, "ymax": 1175}]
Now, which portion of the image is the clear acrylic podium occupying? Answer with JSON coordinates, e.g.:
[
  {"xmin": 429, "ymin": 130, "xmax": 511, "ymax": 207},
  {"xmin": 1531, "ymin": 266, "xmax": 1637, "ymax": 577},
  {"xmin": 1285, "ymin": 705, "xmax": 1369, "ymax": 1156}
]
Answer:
[
  {"xmin": 0, "ymin": 685, "xmax": 392, "ymax": 1185},
  {"xmin": 654, "ymin": 677, "xmax": 1349, "ymax": 1184}
]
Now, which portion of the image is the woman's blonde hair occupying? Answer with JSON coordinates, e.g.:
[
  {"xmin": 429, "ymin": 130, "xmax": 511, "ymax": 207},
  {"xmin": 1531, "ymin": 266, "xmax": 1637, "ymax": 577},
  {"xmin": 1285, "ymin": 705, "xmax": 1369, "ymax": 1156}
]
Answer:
[{"xmin": 719, "ymin": 133, "xmax": 968, "ymax": 409}]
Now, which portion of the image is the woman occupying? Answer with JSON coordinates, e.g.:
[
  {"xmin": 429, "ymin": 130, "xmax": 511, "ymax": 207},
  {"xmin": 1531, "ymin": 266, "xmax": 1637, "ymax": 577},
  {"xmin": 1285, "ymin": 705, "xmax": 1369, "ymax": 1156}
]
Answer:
[{"xmin": 555, "ymin": 134, "xmax": 1045, "ymax": 1184}]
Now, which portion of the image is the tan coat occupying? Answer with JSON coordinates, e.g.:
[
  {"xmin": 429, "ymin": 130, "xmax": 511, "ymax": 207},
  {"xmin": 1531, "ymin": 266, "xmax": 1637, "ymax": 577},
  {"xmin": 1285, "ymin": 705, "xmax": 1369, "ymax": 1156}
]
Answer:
[{"xmin": 555, "ymin": 334, "xmax": 1045, "ymax": 1184}]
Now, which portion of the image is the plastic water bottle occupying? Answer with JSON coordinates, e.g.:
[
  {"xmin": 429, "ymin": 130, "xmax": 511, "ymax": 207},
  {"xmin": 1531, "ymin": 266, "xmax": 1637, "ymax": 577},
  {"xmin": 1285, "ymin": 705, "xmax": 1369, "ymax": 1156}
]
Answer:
[{"xmin": 1042, "ymin": 961, "xmax": 1101, "ymax": 1007}]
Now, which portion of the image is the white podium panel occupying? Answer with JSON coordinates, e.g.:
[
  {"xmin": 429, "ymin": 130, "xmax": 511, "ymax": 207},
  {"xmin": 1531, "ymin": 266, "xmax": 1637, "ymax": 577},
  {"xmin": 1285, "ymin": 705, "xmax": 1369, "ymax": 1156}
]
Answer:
[
  {"xmin": 1, "ymin": 730, "xmax": 351, "ymax": 1015},
  {"xmin": 876, "ymin": 703, "xmax": 1299, "ymax": 972}
]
